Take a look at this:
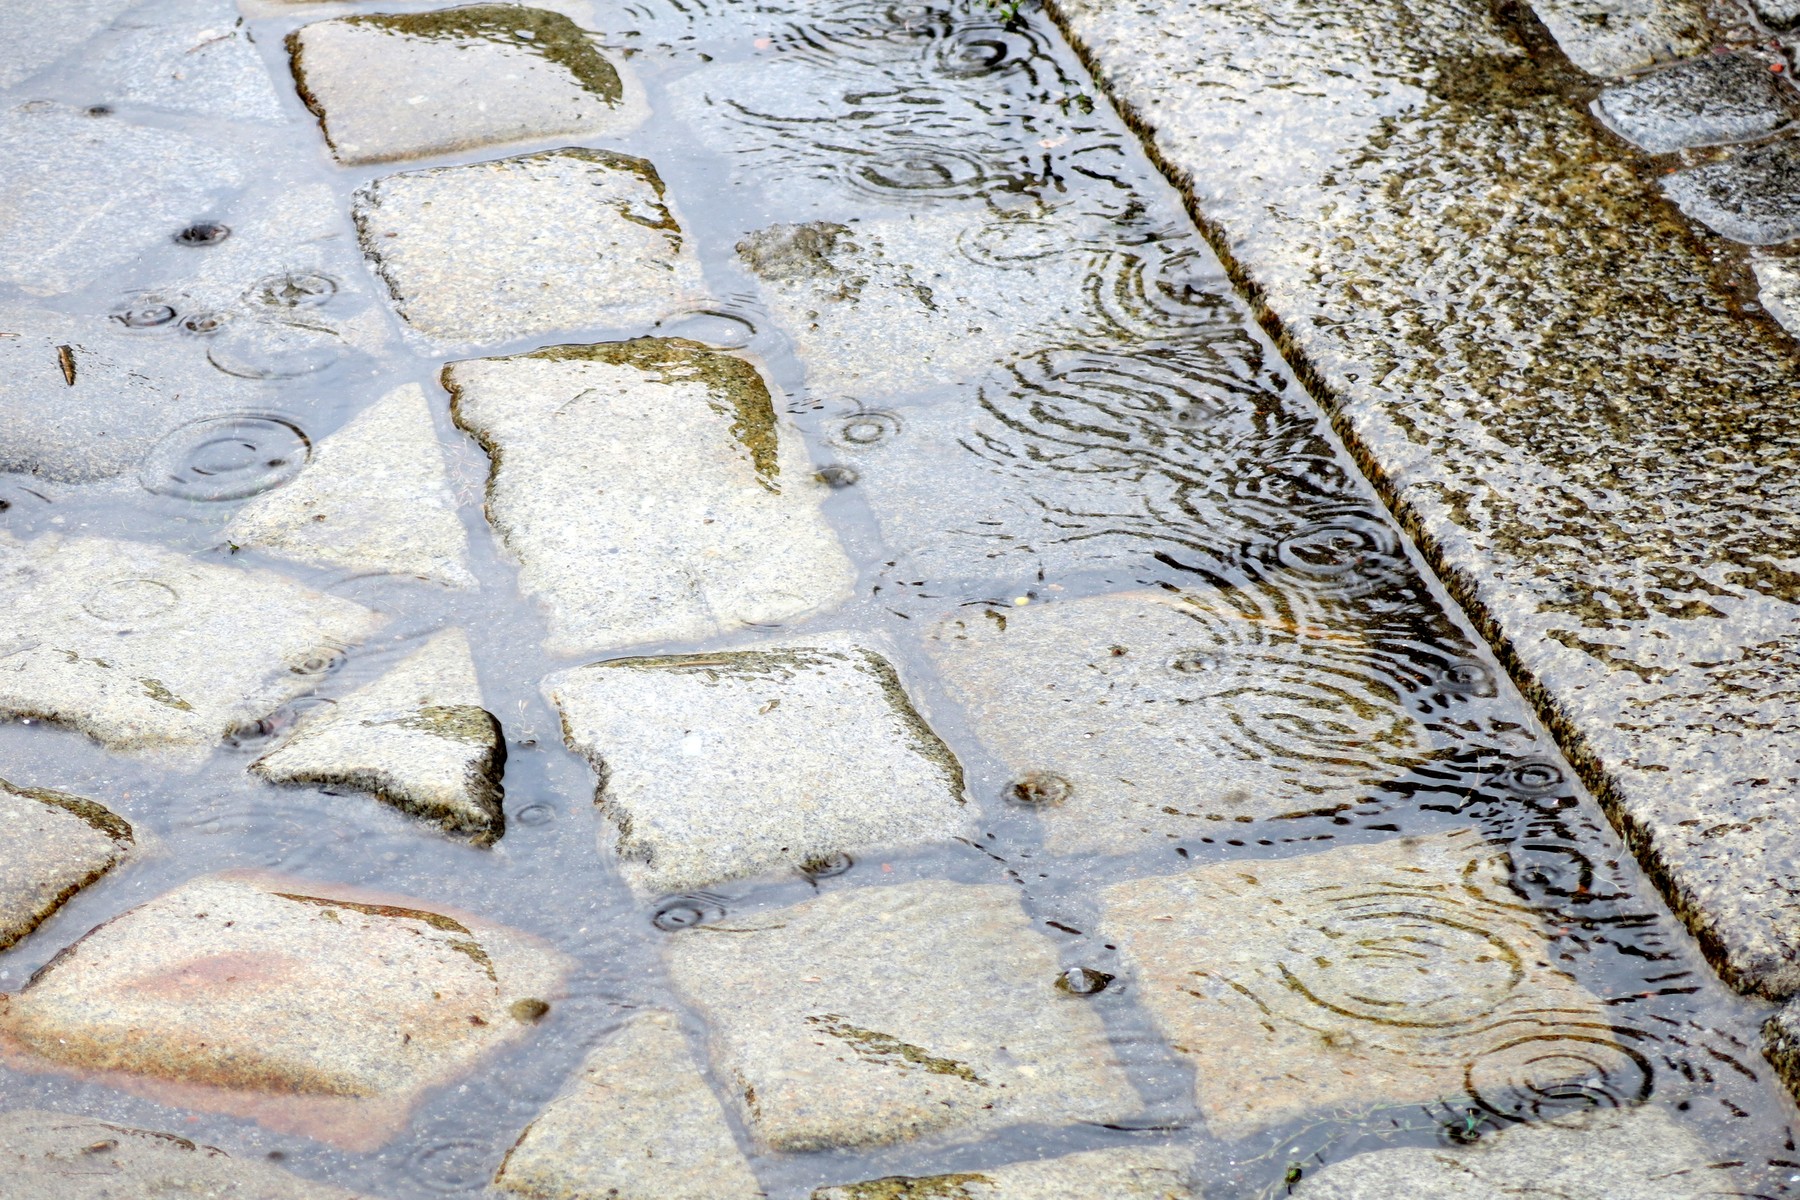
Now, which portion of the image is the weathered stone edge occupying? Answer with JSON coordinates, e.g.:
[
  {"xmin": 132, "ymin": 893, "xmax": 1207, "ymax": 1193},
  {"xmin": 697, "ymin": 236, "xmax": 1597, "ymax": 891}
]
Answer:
[{"xmin": 1036, "ymin": 0, "xmax": 1786, "ymax": 998}]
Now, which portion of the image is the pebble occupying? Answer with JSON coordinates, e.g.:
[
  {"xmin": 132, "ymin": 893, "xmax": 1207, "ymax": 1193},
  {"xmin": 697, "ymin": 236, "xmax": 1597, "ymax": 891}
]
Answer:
[
  {"xmin": 546, "ymin": 634, "xmax": 969, "ymax": 895},
  {"xmin": 1596, "ymin": 54, "xmax": 1800, "ymax": 154}
]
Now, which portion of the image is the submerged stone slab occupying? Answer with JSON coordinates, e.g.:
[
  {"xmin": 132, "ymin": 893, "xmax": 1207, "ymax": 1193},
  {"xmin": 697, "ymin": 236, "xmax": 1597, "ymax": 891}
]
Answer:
[
  {"xmin": 925, "ymin": 590, "xmax": 1430, "ymax": 854},
  {"xmin": 1596, "ymin": 54, "xmax": 1799, "ymax": 154},
  {"xmin": 665, "ymin": 880, "xmax": 1140, "ymax": 1152},
  {"xmin": 227, "ymin": 384, "xmax": 476, "ymax": 588},
  {"xmin": 0, "ymin": 533, "xmax": 382, "ymax": 757},
  {"xmin": 546, "ymin": 636, "xmax": 968, "ymax": 895},
  {"xmin": 1664, "ymin": 139, "xmax": 1800, "ymax": 244},
  {"xmin": 445, "ymin": 339, "xmax": 854, "ymax": 655},
  {"xmin": 1753, "ymin": 0, "xmax": 1800, "ymax": 28},
  {"xmin": 812, "ymin": 1147, "xmax": 1198, "ymax": 1200},
  {"xmin": 0, "ymin": 871, "xmax": 567, "ymax": 1150},
  {"xmin": 0, "ymin": 779, "xmax": 133, "ymax": 952},
  {"xmin": 354, "ymin": 148, "xmax": 706, "ymax": 348},
  {"xmin": 1047, "ymin": 0, "xmax": 1800, "ymax": 996},
  {"xmin": 0, "ymin": 0, "xmax": 137, "ymax": 88},
  {"xmin": 82, "ymin": 0, "xmax": 286, "ymax": 123},
  {"xmin": 1098, "ymin": 830, "xmax": 1619, "ymax": 1137},
  {"xmin": 0, "ymin": 104, "xmax": 245, "ymax": 297},
  {"xmin": 291, "ymin": 5, "xmax": 640, "ymax": 164},
  {"xmin": 493, "ymin": 1009, "xmax": 761, "ymax": 1200},
  {"xmin": 1753, "ymin": 252, "xmax": 1800, "ymax": 336},
  {"xmin": 1, "ymin": 1108, "xmax": 368, "ymax": 1200},
  {"xmin": 1527, "ymin": 0, "xmax": 1709, "ymax": 77},
  {"xmin": 252, "ymin": 629, "xmax": 504, "ymax": 842},
  {"xmin": 1291, "ymin": 1106, "xmax": 1713, "ymax": 1200}
]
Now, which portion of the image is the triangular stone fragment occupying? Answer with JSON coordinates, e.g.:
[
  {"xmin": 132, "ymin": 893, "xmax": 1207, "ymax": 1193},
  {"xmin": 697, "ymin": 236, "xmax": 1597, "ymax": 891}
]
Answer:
[
  {"xmin": 252, "ymin": 629, "xmax": 504, "ymax": 842},
  {"xmin": 227, "ymin": 384, "xmax": 475, "ymax": 588},
  {"xmin": 0, "ymin": 778, "xmax": 133, "ymax": 952}
]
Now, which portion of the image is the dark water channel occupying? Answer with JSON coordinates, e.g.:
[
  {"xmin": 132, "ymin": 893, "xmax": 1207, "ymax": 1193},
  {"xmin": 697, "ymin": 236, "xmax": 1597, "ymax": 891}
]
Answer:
[{"xmin": 0, "ymin": 0, "xmax": 1797, "ymax": 1196}]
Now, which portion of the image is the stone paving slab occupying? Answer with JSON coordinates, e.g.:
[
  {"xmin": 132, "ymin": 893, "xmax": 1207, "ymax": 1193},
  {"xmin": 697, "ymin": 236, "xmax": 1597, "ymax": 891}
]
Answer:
[
  {"xmin": 444, "ymin": 338, "xmax": 854, "ymax": 656},
  {"xmin": 547, "ymin": 636, "xmax": 969, "ymax": 895},
  {"xmin": 665, "ymin": 880, "xmax": 1141, "ymax": 1152},
  {"xmin": 227, "ymin": 383, "xmax": 476, "ymax": 588},
  {"xmin": 354, "ymin": 147, "xmax": 707, "ymax": 349},
  {"xmin": 0, "ymin": 871, "xmax": 568, "ymax": 1150},
  {"xmin": 1291, "ymin": 1106, "xmax": 1713, "ymax": 1199},
  {"xmin": 0, "ymin": 533, "xmax": 382, "ymax": 757},
  {"xmin": 252, "ymin": 629, "xmax": 505, "ymax": 842},
  {"xmin": 1663, "ymin": 139, "xmax": 1800, "ymax": 245},
  {"xmin": 291, "ymin": 4, "xmax": 641, "ymax": 165},
  {"xmin": 0, "ymin": 103, "xmax": 244, "ymax": 297},
  {"xmin": 1044, "ymin": 0, "xmax": 1800, "ymax": 998},
  {"xmin": 1097, "ymin": 830, "xmax": 1618, "ymax": 1137},
  {"xmin": 925, "ymin": 590, "xmax": 1430, "ymax": 854},
  {"xmin": 1525, "ymin": 0, "xmax": 1709, "ymax": 78},
  {"xmin": 0, "ymin": 0, "xmax": 138, "ymax": 89},
  {"xmin": 1595, "ymin": 54, "xmax": 1799, "ymax": 154},
  {"xmin": 0, "ymin": 1108, "xmax": 370, "ymax": 1200},
  {"xmin": 493, "ymin": 1009, "xmax": 761, "ymax": 1200},
  {"xmin": 0, "ymin": 779, "xmax": 133, "ymax": 953},
  {"xmin": 811, "ymin": 1146, "xmax": 1198, "ymax": 1199},
  {"xmin": 81, "ymin": 0, "xmax": 287, "ymax": 122}
]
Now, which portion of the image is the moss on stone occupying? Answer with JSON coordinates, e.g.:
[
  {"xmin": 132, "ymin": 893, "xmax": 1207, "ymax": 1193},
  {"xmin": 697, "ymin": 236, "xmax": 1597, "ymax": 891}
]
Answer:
[
  {"xmin": 803, "ymin": 1013, "xmax": 987, "ymax": 1085},
  {"xmin": 822, "ymin": 1175, "xmax": 995, "ymax": 1199},
  {"xmin": 334, "ymin": 4, "xmax": 621, "ymax": 104}
]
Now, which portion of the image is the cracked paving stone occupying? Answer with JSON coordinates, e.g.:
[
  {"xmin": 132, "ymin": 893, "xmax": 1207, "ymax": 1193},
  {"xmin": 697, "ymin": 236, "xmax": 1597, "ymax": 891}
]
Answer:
[
  {"xmin": 0, "ymin": 871, "xmax": 569, "ymax": 1150},
  {"xmin": 0, "ymin": 533, "xmax": 382, "ymax": 758},
  {"xmin": 1097, "ymin": 830, "xmax": 1619, "ymax": 1138},
  {"xmin": 546, "ymin": 635, "xmax": 969, "ymax": 896},
  {"xmin": 665, "ymin": 880, "xmax": 1141, "ymax": 1152},
  {"xmin": 1045, "ymin": 0, "xmax": 1800, "ymax": 998},
  {"xmin": 924, "ymin": 590, "xmax": 1432, "ymax": 855},
  {"xmin": 1663, "ymin": 138, "xmax": 1800, "ymax": 244},
  {"xmin": 252, "ymin": 629, "xmax": 505, "ymax": 843},
  {"xmin": 0, "ymin": 779, "xmax": 133, "ymax": 953},
  {"xmin": 0, "ymin": 103, "xmax": 245, "ymax": 297},
  {"xmin": 811, "ymin": 1146, "xmax": 1199, "ymax": 1200},
  {"xmin": 227, "ymin": 383, "xmax": 476, "ymax": 588},
  {"xmin": 1291, "ymin": 1106, "xmax": 1714, "ymax": 1199},
  {"xmin": 290, "ymin": 4, "xmax": 643, "ymax": 165},
  {"xmin": 1, "ymin": 1108, "xmax": 370, "ymax": 1200},
  {"xmin": 354, "ymin": 147, "xmax": 707, "ymax": 349},
  {"xmin": 1525, "ymin": 0, "xmax": 1709, "ymax": 77},
  {"xmin": 444, "ymin": 338, "xmax": 854, "ymax": 656},
  {"xmin": 493, "ymin": 1009, "xmax": 762, "ymax": 1200},
  {"xmin": 1596, "ymin": 54, "xmax": 1800, "ymax": 154}
]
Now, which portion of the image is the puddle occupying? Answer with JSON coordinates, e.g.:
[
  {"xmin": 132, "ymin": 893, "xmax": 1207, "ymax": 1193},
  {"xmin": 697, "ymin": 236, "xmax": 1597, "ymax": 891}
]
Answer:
[{"xmin": 0, "ymin": 0, "xmax": 1795, "ymax": 1196}]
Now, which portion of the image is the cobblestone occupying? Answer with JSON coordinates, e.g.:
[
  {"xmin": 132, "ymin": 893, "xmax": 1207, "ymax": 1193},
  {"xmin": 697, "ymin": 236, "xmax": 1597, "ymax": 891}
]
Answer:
[{"xmin": 0, "ymin": 780, "xmax": 133, "ymax": 952}]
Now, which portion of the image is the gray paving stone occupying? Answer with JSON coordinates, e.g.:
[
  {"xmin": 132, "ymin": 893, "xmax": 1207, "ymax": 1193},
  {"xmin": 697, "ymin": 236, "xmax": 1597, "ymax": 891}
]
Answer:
[
  {"xmin": 227, "ymin": 384, "xmax": 476, "ymax": 588},
  {"xmin": 253, "ymin": 629, "xmax": 504, "ymax": 842},
  {"xmin": 0, "ymin": 0, "xmax": 137, "ymax": 89},
  {"xmin": 546, "ymin": 635, "xmax": 969, "ymax": 895},
  {"xmin": 354, "ymin": 148, "xmax": 707, "ymax": 349},
  {"xmin": 811, "ymin": 1147, "xmax": 1198, "ymax": 1200},
  {"xmin": 1752, "ymin": 252, "xmax": 1800, "ymax": 335},
  {"xmin": 924, "ymin": 590, "xmax": 1431, "ymax": 855},
  {"xmin": 1753, "ymin": 0, "xmax": 1800, "ymax": 28},
  {"xmin": 0, "ymin": 779, "xmax": 133, "ymax": 953},
  {"xmin": 1097, "ymin": 830, "xmax": 1620, "ymax": 1137},
  {"xmin": 1596, "ymin": 54, "xmax": 1799, "ymax": 154},
  {"xmin": 0, "ymin": 871, "xmax": 568, "ymax": 1151},
  {"xmin": 1045, "ymin": 0, "xmax": 1800, "ymax": 997},
  {"xmin": 291, "ymin": 4, "xmax": 641, "ymax": 165},
  {"xmin": 493, "ymin": 1009, "xmax": 761, "ymax": 1200},
  {"xmin": 83, "ymin": 0, "xmax": 287, "ymax": 123},
  {"xmin": 1291, "ymin": 1106, "xmax": 1714, "ymax": 1200},
  {"xmin": 0, "ymin": 1108, "xmax": 369, "ymax": 1200},
  {"xmin": 665, "ymin": 880, "xmax": 1141, "ymax": 1152},
  {"xmin": 0, "ymin": 104, "xmax": 245, "ymax": 297},
  {"xmin": 1663, "ymin": 138, "xmax": 1800, "ymax": 244},
  {"xmin": 1527, "ymin": 0, "xmax": 1710, "ymax": 77},
  {"xmin": 444, "ymin": 339, "xmax": 854, "ymax": 656},
  {"xmin": 0, "ymin": 533, "xmax": 382, "ymax": 758}
]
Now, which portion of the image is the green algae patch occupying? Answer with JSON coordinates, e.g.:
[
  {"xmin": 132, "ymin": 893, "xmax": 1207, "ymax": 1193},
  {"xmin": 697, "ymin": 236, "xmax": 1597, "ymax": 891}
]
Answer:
[
  {"xmin": 526, "ymin": 338, "xmax": 781, "ymax": 490},
  {"xmin": 4, "ymin": 777, "xmax": 134, "ymax": 844},
  {"xmin": 826, "ymin": 1175, "xmax": 995, "ymax": 1200},
  {"xmin": 804, "ymin": 1014, "xmax": 988, "ymax": 1085}
]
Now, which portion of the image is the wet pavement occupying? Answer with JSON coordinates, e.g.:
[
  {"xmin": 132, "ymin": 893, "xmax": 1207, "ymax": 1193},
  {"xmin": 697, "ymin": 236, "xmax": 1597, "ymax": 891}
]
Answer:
[{"xmin": 0, "ymin": 0, "xmax": 1797, "ymax": 1197}]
